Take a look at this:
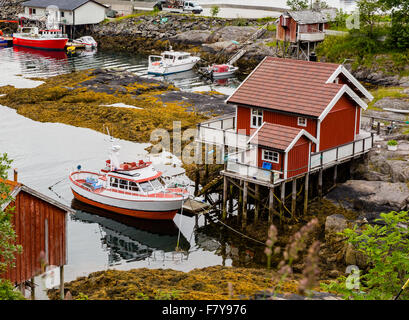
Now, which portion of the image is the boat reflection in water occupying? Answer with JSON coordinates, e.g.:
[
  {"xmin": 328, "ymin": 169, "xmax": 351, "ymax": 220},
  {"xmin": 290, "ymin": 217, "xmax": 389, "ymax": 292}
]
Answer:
[
  {"xmin": 12, "ymin": 45, "xmax": 69, "ymax": 76},
  {"xmin": 71, "ymin": 199, "xmax": 190, "ymax": 266}
]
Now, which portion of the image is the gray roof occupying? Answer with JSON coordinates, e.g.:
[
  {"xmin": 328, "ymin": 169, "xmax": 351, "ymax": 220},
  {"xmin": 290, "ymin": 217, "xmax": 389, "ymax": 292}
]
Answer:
[
  {"xmin": 22, "ymin": 0, "xmax": 107, "ymax": 11},
  {"xmin": 286, "ymin": 10, "xmax": 333, "ymax": 24}
]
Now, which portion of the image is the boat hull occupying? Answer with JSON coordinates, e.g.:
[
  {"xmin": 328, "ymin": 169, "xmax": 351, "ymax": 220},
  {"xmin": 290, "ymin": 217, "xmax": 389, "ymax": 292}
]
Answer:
[
  {"xmin": 148, "ymin": 61, "xmax": 199, "ymax": 76},
  {"xmin": 13, "ymin": 36, "xmax": 68, "ymax": 51},
  {"xmin": 72, "ymin": 190, "xmax": 178, "ymax": 220}
]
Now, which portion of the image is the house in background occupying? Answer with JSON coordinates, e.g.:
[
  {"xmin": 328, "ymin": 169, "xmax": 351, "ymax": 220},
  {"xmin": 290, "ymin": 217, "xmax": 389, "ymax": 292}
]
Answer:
[
  {"xmin": 1, "ymin": 173, "xmax": 74, "ymax": 299},
  {"xmin": 19, "ymin": 0, "xmax": 108, "ymax": 38},
  {"xmin": 276, "ymin": 9, "xmax": 336, "ymax": 60}
]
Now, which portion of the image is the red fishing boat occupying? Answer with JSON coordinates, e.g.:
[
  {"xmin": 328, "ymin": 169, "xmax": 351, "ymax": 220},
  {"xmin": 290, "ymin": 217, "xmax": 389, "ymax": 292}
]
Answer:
[{"xmin": 13, "ymin": 27, "xmax": 68, "ymax": 51}]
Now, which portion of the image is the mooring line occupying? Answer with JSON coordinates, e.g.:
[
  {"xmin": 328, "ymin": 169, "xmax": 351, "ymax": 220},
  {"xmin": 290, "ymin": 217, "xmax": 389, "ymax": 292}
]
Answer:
[{"xmin": 215, "ymin": 218, "xmax": 265, "ymax": 246}]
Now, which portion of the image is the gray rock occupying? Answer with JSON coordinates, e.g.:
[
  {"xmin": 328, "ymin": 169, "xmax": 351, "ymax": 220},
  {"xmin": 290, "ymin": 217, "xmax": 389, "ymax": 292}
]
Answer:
[
  {"xmin": 326, "ymin": 180, "xmax": 409, "ymax": 220},
  {"xmin": 374, "ymin": 97, "xmax": 409, "ymax": 111},
  {"xmin": 344, "ymin": 243, "xmax": 368, "ymax": 269},
  {"xmin": 171, "ymin": 30, "xmax": 212, "ymax": 45},
  {"xmin": 325, "ymin": 214, "xmax": 350, "ymax": 243}
]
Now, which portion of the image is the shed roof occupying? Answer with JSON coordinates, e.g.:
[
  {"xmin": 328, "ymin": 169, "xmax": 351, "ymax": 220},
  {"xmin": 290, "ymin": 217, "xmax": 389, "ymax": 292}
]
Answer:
[
  {"xmin": 1, "ymin": 179, "xmax": 74, "ymax": 213},
  {"xmin": 22, "ymin": 0, "xmax": 107, "ymax": 11},
  {"xmin": 286, "ymin": 10, "xmax": 331, "ymax": 24},
  {"xmin": 248, "ymin": 123, "xmax": 317, "ymax": 152}
]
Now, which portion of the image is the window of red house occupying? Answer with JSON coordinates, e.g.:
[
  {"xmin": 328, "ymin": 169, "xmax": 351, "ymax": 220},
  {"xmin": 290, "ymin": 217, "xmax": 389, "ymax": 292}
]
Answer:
[
  {"xmin": 262, "ymin": 149, "xmax": 279, "ymax": 163},
  {"xmin": 251, "ymin": 109, "xmax": 263, "ymax": 128},
  {"xmin": 297, "ymin": 117, "xmax": 307, "ymax": 127}
]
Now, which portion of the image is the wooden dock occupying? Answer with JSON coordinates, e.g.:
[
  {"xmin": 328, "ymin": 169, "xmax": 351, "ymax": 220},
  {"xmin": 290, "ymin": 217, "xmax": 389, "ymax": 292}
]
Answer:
[{"xmin": 182, "ymin": 198, "xmax": 211, "ymax": 216}]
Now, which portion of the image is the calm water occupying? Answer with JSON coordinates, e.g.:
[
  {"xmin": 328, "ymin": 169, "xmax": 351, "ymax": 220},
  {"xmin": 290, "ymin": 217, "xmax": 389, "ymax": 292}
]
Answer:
[
  {"xmin": 0, "ymin": 46, "xmax": 240, "ymax": 298},
  {"xmin": 0, "ymin": 46, "xmax": 239, "ymax": 95}
]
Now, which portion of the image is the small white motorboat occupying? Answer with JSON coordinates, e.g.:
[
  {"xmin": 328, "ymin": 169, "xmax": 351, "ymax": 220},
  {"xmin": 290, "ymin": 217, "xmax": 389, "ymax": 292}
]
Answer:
[
  {"xmin": 73, "ymin": 36, "xmax": 98, "ymax": 49},
  {"xmin": 148, "ymin": 48, "xmax": 200, "ymax": 76},
  {"xmin": 201, "ymin": 64, "xmax": 239, "ymax": 78}
]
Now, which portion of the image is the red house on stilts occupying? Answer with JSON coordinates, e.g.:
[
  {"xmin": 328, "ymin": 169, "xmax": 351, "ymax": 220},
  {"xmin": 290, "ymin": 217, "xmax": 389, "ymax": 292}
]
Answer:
[{"xmin": 198, "ymin": 57, "xmax": 374, "ymax": 183}]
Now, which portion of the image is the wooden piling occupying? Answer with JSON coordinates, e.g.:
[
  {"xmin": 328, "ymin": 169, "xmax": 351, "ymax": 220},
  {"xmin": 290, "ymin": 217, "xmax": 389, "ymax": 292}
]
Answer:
[
  {"xmin": 303, "ymin": 173, "xmax": 309, "ymax": 215},
  {"xmin": 242, "ymin": 181, "xmax": 248, "ymax": 229},
  {"xmin": 228, "ymin": 184, "xmax": 233, "ymax": 214},
  {"xmin": 268, "ymin": 187, "xmax": 274, "ymax": 224},
  {"xmin": 222, "ymin": 176, "xmax": 228, "ymax": 220},
  {"xmin": 30, "ymin": 278, "xmax": 35, "ymax": 300},
  {"xmin": 254, "ymin": 184, "xmax": 260, "ymax": 225},
  {"xmin": 318, "ymin": 169, "xmax": 323, "ymax": 198},
  {"xmin": 60, "ymin": 265, "xmax": 64, "ymax": 300},
  {"xmin": 280, "ymin": 181, "xmax": 286, "ymax": 218},
  {"xmin": 333, "ymin": 164, "xmax": 338, "ymax": 186},
  {"xmin": 291, "ymin": 179, "xmax": 297, "ymax": 217}
]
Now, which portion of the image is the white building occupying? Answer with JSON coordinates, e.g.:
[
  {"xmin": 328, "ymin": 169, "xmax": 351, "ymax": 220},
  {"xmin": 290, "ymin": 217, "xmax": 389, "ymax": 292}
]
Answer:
[{"xmin": 20, "ymin": 0, "xmax": 108, "ymax": 26}]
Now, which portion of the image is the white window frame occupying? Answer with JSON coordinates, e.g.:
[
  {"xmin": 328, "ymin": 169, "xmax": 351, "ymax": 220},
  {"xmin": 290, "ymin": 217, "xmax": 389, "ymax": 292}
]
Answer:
[
  {"xmin": 251, "ymin": 108, "xmax": 263, "ymax": 128},
  {"xmin": 297, "ymin": 117, "xmax": 307, "ymax": 127},
  {"xmin": 262, "ymin": 149, "xmax": 279, "ymax": 164}
]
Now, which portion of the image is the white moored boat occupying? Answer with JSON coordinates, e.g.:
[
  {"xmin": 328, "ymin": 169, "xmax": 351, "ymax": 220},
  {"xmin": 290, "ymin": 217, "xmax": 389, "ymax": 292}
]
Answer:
[
  {"xmin": 73, "ymin": 36, "xmax": 98, "ymax": 49},
  {"xmin": 69, "ymin": 145, "xmax": 189, "ymax": 220},
  {"xmin": 148, "ymin": 49, "xmax": 200, "ymax": 76}
]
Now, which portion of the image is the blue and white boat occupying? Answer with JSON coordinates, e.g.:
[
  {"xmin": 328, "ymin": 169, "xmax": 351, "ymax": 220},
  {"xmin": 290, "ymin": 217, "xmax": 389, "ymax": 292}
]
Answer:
[
  {"xmin": 0, "ymin": 37, "xmax": 8, "ymax": 47},
  {"xmin": 148, "ymin": 48, "xmax": 200, "ymax": 76}
]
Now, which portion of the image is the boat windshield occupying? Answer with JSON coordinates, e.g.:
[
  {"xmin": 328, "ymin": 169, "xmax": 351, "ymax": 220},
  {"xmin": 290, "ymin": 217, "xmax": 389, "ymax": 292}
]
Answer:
[
  {"xmin": 150, "ymin": 178, "xmax": 164, "ymax": 190},
  {"xmin": 139, "ymin": 181, "xmax": 154, "ymax": 192}
]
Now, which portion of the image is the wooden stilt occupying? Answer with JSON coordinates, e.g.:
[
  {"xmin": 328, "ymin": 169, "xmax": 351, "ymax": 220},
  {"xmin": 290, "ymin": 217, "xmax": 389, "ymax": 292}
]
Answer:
[
  {"xmin": 291, "ymin": 179, "xmax": 297, "ymax": 217},
  {"xmin": 238, "ymin": 180, "xmax": 243, "ymax": 224},
  {"xmin": 254, "ymin": 184, "xmax": 259, "ymax": 225},
  {"xmin": 318, "ymin": 169, "xmax": 323, "ymax": 198},
  {"xmin": 222, "ymin": 176, "xmax": 228, "ymax": 220},
  {"xmin": 333, "ymin": 165, "xmax": 338, "ymax": 186},
  {"xmin": 242, "ymin": 181, "xmax": 248, "ymax": 229},
  {"xmin": 31, "ymin": 278, "xmax": 35, "ymax": 300},
  {"xmin": 280, "ymin": 181, "xmax": 286, "ymax": 219},
  {"xmin": 60, "ymin": 265, "xmax": 64, "ymax": 300},
  {"xmin": 228, "ymin": 184, "xmax": 233, "ymax": 214},
  {"xmin": 195, "ymin": 215, "xmax": 198, "ymax": 228},
  {"xmin": 268, "ymin": 187, "xmax": 274, "ymax": 224},
  {"xmin": 194, "ymin": 168, "xmax": 200, "ymax": 196},
  {"xmin": 303, "ymin": 173, "xmax": 309, "ymax": 215}
]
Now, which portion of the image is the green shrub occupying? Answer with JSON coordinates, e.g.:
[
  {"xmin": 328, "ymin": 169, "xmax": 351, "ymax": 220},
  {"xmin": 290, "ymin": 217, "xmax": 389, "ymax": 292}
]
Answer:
[
  {"xmin": 321, "ymin": 211, "xmax": 409, "ymax": 300},
  {"xmin": 387, "ymin": 140, "xmax": 398, "ymax": 146},
  {"xmin": 210, "ymin": 5, "xmax": 220, "ymax": 18},
  {"xmin": 0, "ymin": 279, "xmax": 25, "ymax": 300}
]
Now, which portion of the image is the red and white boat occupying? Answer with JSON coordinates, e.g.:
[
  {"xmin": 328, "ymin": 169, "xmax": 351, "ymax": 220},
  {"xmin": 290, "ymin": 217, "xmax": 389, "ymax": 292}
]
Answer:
[
  {"xmin": 69, "ymin": 145, "xmax": 189, "ymax": 220},
  {"xmin": 13, "ymin": 27, "xmax": 68, "ymax": 51}
]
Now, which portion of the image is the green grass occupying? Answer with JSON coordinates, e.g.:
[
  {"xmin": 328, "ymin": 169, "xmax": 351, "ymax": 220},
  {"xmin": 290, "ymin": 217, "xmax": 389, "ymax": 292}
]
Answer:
[{"xmin": 367, "ymin": 86, "xmax": 408, "ymax": 110}]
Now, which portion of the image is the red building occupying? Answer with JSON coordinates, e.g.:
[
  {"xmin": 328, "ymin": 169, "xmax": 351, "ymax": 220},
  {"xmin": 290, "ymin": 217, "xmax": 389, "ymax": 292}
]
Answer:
[
  {"xmin": 226, "ymin": 57, "xmax": 374, "ymax": 179},
  {"xmin": 276, "ymin": 10, "xmax": 332, "ymax": 43},
  {"xmin": 1, "ymin": 178, "xmax": 74, "ymax": 298}
]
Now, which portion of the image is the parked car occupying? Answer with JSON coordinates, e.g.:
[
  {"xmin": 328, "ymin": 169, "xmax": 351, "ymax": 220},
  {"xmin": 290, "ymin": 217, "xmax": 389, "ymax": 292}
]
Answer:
[{"xmin": 154, "ymin": 0, "xmax": 203, "ymax": 14}]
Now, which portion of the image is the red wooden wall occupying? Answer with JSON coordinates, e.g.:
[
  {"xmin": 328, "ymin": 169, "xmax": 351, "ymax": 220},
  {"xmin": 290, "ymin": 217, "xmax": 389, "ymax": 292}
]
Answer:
[
  {"xmin": 2, "ymin": 190, "xmax": 67, "ymax": 285},
  {"xmin": 319, "ymin": 95, "xmax": 357, "ymax": 151},
  {"xmin": 287, "ymin": 137, "xmax": 310, "ymax": 178}
]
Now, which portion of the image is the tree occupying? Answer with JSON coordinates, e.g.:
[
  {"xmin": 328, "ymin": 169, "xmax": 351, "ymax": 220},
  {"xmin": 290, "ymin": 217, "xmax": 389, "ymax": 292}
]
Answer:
[
  {"xmin": 378, "ymin": 0, "xmax": 409, "ymax": 48},
  {"xmin": 0, "ymin": 153, "xmax": 23, "ymax": 300},
  {"xmin": 286, "ymin": 0, "xmax": 309, "ymax": 11},
  {"xmin": 322, "ymin": 211, "xmax": 409, "ymax": 300},
  {"xmin": 210, "ymin": 5, "xmax": 220, "ymax": 18},
  {"xmin": 357, "ymin": 0, "xmax": 383, "ymax": 36}
]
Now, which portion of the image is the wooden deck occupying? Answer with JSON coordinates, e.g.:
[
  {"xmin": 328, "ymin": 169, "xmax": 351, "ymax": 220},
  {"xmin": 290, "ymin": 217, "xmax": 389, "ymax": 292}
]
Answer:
[{"xmin": 182, "ymin": 198, "xmax": 211, "ymax": 216}]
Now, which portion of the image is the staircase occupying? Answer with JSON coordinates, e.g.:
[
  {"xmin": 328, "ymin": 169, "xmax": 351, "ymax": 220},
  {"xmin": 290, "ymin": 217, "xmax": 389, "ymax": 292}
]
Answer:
[{"xmin": 225, "ymin": 21, "xmax": 273, "ymax": 65}]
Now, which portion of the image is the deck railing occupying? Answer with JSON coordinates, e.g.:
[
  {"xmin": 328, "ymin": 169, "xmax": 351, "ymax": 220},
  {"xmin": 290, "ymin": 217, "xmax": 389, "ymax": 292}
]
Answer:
[
  {"xmin": 197, "ymin": 114, "xmax": 250, "ymax": 150},
  {"xmin": 310, "ymin": 134, "xmax": 374, "ymax": 170},
  {"xmin": 226, "ymin": 159, "xmax": 282, "ymax": 184}
]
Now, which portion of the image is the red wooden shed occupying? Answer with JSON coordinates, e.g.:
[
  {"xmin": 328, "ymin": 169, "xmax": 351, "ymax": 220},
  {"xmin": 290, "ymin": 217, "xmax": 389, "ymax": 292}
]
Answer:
[{"xmin": 1, "ymin": 177, "xmax": 74, "ymax": 299}]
